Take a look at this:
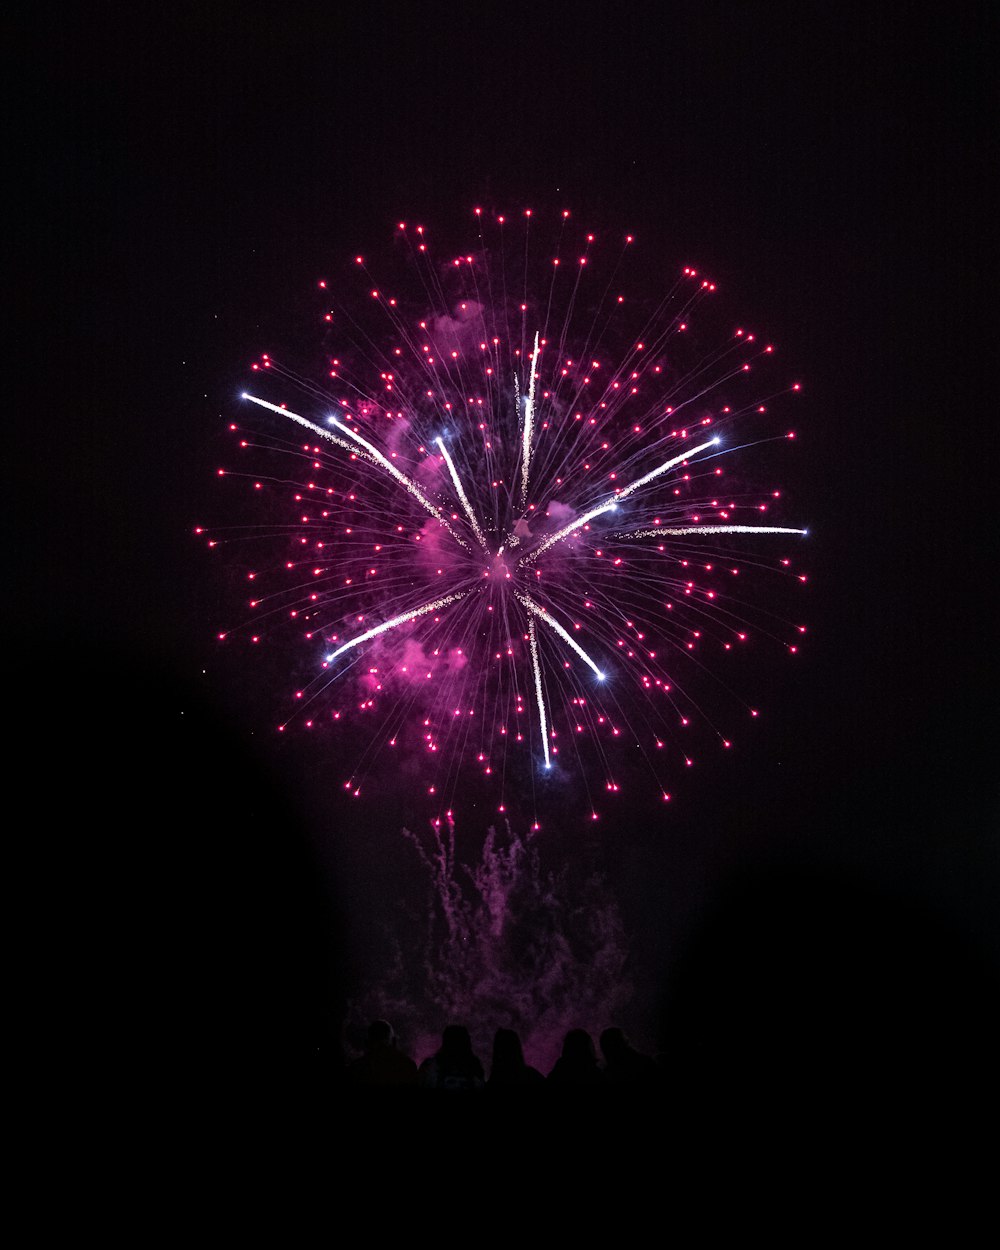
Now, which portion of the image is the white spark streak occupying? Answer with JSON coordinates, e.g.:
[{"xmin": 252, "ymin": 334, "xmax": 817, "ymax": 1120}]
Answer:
[
  {"xmin": 241, "ymin": 392, "xmax": 469, "ymax": 550},
  {"xmin": 327, "ymin": 415, "xmax": 470, "ymax": 550},
  {"xmin": 527, "ymin": 618, "xmax": 551, "ymax": 770},
  {"xmin": 618, "ymin": 525, "xmax": 808, "ymax": 538},
  {"xmin": 520, "ymin": 437, "xmax": 720, "ymax": 565},
  {"xmin": 241, "ymin": 392, "xmax": 374, "ymax": 462},
  {"xmin": 517, "ymin": 592, "xmax": 605, "ymax": 681},
  {"xmin": 519, "ymin": 332, "xmax": 539, "ymax": 510},
  {"xmin": 325, "ymin": 591, "xmax": 469, "ymax": 664},
  {"xmin": 435, "ymin": 437, "xmax": 489, "ymax": 550}
]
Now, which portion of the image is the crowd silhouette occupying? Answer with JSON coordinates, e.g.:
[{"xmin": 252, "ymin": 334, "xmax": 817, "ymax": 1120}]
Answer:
[{"xmin": 344, "ymin": 1019, "xmax": 662, "ymax": 1091}]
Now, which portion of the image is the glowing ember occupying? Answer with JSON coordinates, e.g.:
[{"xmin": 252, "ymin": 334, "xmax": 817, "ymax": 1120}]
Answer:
[{"xmin": 204, "ymin": 209, "xmax": 809, "ymax": 820}]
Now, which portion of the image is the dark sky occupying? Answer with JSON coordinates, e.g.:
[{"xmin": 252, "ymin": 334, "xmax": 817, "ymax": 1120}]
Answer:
[{"xmin": 12, "ymin": 2, "xmax": 997, "ymax": 1083}]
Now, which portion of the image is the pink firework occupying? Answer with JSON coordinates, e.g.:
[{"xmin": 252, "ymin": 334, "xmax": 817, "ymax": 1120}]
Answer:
[{"xmin": 202, "ymin": 208, "xmax": 808, "ymax": 823}]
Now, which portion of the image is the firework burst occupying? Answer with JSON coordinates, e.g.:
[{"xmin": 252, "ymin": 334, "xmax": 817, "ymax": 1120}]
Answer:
[{"xmin": 201, "ymin": 208, "xmax": 808, "ymax": 824}]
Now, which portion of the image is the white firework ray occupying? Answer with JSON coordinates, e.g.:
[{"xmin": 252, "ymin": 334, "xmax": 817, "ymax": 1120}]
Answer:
[{"xmin": 207, "ymin": 211, "xmax": 809, "ymax": 821}]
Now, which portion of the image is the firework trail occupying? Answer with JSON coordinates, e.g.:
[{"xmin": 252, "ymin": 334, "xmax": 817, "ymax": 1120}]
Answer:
[
  {"xmin": 350, "ymin": 816, "xmax": 632, "ymax": 1072},
  {"xmin": 203, "ymin": 208, "xmax": 808, "ymax": 822}
]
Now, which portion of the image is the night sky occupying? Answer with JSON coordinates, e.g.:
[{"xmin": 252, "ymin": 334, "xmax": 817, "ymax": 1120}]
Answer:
[{"xmin": 13, "ymin": 2, "xmax": 997, "ymax": 1122}]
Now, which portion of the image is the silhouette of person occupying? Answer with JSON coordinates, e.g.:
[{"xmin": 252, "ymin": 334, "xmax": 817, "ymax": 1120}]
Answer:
[
  {"xmin": 419, "ymin": 1025, "xmax": 485, "ymax": 1091},
  {"xmin": 347, "ymin": 1020, "xmax": 418, "ymax": 1087},
  {"xmin": 487, "ymin": 1028, "xmax": 544, "ymax": 1088},
  {"xmin": 548, "ymin": 1029, "xmax": 605, "ymax": 1085}
]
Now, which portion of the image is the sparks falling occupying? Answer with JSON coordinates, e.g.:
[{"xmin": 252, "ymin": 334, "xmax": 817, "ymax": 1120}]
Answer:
[{"xmin": 205, "ymin": 208, "xmax": 810, "ymax": 822}]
